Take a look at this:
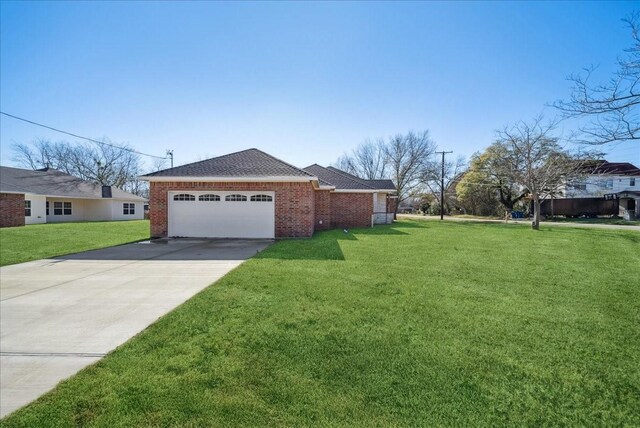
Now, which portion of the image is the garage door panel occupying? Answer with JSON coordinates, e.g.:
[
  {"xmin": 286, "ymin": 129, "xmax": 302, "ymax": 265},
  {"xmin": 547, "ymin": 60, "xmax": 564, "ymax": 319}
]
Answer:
[{"xmin": 168, "ymin": 191, "xmax": 275, "ymax": 238}]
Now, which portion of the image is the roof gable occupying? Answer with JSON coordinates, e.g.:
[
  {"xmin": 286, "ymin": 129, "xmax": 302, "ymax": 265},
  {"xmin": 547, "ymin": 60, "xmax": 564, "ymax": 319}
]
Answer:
[{"xmin": 142, "ymin": 148, "xmax": 314, "ymax": 179}]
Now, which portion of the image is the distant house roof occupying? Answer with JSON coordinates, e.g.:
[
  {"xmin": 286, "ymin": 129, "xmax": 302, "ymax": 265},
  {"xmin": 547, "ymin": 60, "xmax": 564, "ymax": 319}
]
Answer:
[
  {"xmin": 0, "ymin": 166, "xmax": 146, "ymax": 201},
  {"xmin": 142, "ymin": 148, "xmax": 314, "ymax": 179},
  {"xmin": 582, "ymin": 161, "xmax": 640, "ymax": 176},
  {"xmin": 303, "ymin": 164, "xmax": 396, "ymax": 191}
]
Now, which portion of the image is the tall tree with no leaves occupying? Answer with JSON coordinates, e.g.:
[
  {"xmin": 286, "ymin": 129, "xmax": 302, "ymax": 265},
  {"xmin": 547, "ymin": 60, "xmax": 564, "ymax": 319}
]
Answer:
[
  {"xmin": 11, "ymin": 139, "xmax": 145, "ymax": 195},
  {"xmin": 334, "ymin": 139, "xmax": 387, "ymax": 179},
  {"xmin": 384, "ymin": 131, "xmax": 437, "ymax": 212},
  {"xmin": 554, "ymin": 12, "xmax": 639, "ymax": 144},
  {"xmin": 494, "ymin": 118, "xmax": 583, "ymax": 230}
]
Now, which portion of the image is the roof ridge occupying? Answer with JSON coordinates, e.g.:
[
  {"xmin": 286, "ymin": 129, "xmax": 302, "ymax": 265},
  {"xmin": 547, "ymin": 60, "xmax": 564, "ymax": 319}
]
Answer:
[
  {"xmin": 251, "ymin": 149, "xmax": 315, "ymax": 177},
  {"xmin": 146, "ymin": 148, "xmax": 260, "ymax": 175}
]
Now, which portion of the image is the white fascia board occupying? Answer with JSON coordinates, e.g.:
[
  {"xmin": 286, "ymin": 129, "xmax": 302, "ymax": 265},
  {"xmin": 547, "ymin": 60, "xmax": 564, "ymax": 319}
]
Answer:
[
  {"xmin": 317, "ymin": 185, "xmax": 336, "ymax": 190},
  {"xmin": 0, "ymin": 190, "xmax": 26, "ymax": 195},
  {"xmin": 23, "ymin": 193, "xmax": 144, "ymax": 201},
  {"xmin": 140, "ymin": 176, "xmax": 317, "ymax": 183}
]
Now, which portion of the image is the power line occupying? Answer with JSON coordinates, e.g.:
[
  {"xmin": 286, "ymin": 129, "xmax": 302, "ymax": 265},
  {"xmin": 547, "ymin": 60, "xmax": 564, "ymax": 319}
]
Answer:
[{"xmin": 0, "ymin": 111, "xmax": 168, "ymax": 160}]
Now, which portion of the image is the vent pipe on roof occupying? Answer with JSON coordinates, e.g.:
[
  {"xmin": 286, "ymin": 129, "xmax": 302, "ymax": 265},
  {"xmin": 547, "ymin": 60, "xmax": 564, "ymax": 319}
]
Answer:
[{"xmin": 102, "ymin": 185, "xmax": 112, "ymax": 198}]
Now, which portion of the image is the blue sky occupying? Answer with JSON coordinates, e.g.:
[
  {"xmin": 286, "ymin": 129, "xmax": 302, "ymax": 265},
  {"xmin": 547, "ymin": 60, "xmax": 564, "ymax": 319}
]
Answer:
[{"xmin": 1, "ymin": 1, "xmax": 638, "ymax": 171}]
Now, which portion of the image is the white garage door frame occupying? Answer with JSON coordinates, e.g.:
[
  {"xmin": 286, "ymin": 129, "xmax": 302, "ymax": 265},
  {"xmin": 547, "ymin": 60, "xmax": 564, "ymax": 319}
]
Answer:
[{"xmin": 168, "ymin": 190, "xmax": 275, "ymax": 238}]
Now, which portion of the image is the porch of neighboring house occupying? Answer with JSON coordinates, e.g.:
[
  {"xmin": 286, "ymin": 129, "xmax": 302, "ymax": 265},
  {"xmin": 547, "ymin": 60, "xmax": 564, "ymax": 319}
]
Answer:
[{"xmin": 606, "ymin": 191, "xmax": 640, "ymax": 220}]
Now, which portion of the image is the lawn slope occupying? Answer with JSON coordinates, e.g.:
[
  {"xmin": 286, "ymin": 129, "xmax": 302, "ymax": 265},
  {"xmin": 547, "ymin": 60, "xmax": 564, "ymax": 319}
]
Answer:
[
  {"xmin": 2, "ymin": 220, "xmax": 639, "ymax": 426},
  {"xmin": 0, "ymin": 220, "xmax": 150, "ymax": 266}
]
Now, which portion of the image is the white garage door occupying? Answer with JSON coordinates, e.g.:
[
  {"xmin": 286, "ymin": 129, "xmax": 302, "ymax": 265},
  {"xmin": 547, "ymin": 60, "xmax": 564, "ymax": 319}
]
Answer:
[{"xmin": 168, "ymin": 191, "xmax": 275, "ymax": 238}]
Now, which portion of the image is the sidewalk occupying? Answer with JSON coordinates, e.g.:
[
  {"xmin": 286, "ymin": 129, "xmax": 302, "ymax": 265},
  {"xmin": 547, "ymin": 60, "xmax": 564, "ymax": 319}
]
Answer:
[{"xmin": 398, "ymin": 214, "xmax": 640, "ymax": 232}]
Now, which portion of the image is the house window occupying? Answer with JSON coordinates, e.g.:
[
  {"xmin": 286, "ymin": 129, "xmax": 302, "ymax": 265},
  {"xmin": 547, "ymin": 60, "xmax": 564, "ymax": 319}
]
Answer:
[
  {"xmin": 250, "ymin": 194, "xmax": 272, "ymax": 202},
  {"xmin": 605, "ymin": 179, "xmax": 613, "ymax": 189},
  {"xmin": 53, "ymin": 201, "xmax": 63, "ymax": 215},
  {"xmin": 173, "ymin": 194, "xmax": 195, "ymax": 201},
  {"xmin": 46, "ymin": 201, "xmax": 49, "ymax": 215},
  {"xmin": 199, "ymin": 194, "xmax": 220, "ymax": 201},
  {"xmin": 225, "ymin": 194, "xmax": 247, "ymax": 202},
  {"xmin": 63, "ymin": 202, "xmax": 72, "ymax": 215},
  {"xmin": 568, "ymin": 181, "xmax": 586, "ymax": 191},
  {"xmin": 25, "ymin": 200, "xmax": 31, "ymax": 217},
  {"xmin": 631, "ymin": 178, "xmax": 636, "ymax": 187},
  {"xmin": 123, "ymin": 203, "xmax": 135, "ymax": 215}
]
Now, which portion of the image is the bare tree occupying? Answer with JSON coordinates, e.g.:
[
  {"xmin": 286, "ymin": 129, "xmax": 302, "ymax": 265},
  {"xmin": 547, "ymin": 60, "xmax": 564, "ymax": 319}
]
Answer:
[
  {"xmin": 333, "ymin": 139, "xmax": 387, "ymax": 179},
  {"xmin": 11, "ymin": 139, "xmax": 146, "ymax": 196},
  {"xmin": 554, "ymin": 12, "xmax": 640, "ymax": 144},
  {"xmin": 494, "ymin": 118, "xmax": 586, "ymax": 230},
  {"xmin": 384, "ymin": 131, "xmax": 437, "ymax": 213}
]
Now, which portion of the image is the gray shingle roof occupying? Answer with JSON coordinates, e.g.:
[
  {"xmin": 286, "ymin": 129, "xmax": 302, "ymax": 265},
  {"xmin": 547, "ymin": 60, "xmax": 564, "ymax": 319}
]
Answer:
[
  {"xmin": 303, "ymin": 164, "xmax": 374, "ymax": 190},
  {"xmin": 142, "ymin": 148, "xmax": 314, "ymax": 178},
  {"xmin": 303, "ymin": 165, "xmax": 396, "ymax": 191},
  {"xmin": 326, "ymin": 167, "xmax": 396, "ymax": 190},
  {"xmin": 0, "ymin": 166, "xmax": 146, "ymax": 201},
  {"xmin": 581, "ymin": 161, "xmax": 640, "ymax": 176}
]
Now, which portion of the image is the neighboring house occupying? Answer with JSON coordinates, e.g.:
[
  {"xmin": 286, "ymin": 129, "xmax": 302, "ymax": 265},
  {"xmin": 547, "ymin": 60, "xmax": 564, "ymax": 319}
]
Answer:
[
  {"xmin": 140, "ymin": 148, "xmax": 396, "ymax": 239},
  {"xmin": 0, "ymin": 166, "xmax": 146, "ymax": 228},
  {"xmin": 562, "ymin": 160, "xmax": 640, "ymax": 219}
]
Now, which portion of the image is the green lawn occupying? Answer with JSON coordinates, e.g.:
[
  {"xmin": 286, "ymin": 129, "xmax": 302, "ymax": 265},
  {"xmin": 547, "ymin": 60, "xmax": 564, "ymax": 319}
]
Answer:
[
  {"xmin": 0, "ymin": 220, "xmax": 150, "ymax": 266},
  {"xmin": 3, "ymin": 220, "xmax": 639, "ymax": 426},
  {"xmin": 545, "ymin": 216, "xmax": 640, "ymax": 226}
]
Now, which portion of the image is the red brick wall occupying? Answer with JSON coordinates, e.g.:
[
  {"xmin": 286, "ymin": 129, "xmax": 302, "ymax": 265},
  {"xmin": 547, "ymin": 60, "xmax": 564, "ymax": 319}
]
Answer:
[
  {"xmin": 149, "ymin": 181, "xmax": 315, "ymax": 238},
  {"xmin": 0, "ymin": 193, "xmax": 25, "ymax": 228},
  {"xmin": 314, "ymin": 190, "xmax": 331, "ymax": 231},
  {"xmin": 330, "ymin": 192, "xmax": 373, "ymax": 228},
  {"xmin": 388, "ymin": 196, "xmax": 397, "ymax": 215}
]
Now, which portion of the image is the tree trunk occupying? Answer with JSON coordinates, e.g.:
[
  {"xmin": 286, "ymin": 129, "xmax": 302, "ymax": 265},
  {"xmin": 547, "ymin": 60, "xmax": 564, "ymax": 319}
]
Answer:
[{"xmin": 532, "ymin": 194, "xmax": 541, "ymax": 230}]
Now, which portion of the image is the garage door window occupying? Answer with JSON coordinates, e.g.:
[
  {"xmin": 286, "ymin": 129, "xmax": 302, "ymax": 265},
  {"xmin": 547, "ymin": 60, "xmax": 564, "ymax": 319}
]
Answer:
[
  {"xmin": 250, "ymin": 194, "xmax": 273, "ymax": 202},
  {"xmin": 199, "ymin": 194, "xmax": 220, "ymax": 201},
  {"xmin": 225, "ymin": 194, "xmax": 247, "ymax": 202},
  {"xmin": 173, "ymin": 194, "xmax": 195, "ymax": 201}
]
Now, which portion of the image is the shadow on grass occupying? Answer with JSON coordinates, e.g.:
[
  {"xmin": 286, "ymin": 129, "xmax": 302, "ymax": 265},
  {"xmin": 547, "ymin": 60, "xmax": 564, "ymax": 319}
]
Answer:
[{"xmin": 257, "ymin": 222, "xmax": 422, "ymax": 261}]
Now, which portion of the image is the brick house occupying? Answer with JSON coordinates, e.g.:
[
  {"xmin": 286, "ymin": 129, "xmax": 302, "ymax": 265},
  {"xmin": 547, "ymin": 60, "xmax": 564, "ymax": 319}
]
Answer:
[
  {"xmin": 141, "ymin": 149, "xmax": 396, "ymax": 238},
  {"xmin": 0, "ymin": 166, "xmax": 146, "ymax": 228}
]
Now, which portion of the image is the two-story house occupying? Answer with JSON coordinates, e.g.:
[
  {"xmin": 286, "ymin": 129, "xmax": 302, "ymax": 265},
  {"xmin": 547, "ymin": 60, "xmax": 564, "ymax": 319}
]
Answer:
[{"xmin": 563, "ymin": 161, "xmax": 640, "ymax": 219}]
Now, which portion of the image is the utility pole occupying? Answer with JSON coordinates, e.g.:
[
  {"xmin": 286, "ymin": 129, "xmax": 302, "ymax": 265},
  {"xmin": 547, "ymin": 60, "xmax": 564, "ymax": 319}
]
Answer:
[
  {"xmin": 166, "ymin": 150, "xmax": 174, "ymax": 168},
  {"xmin": 435, "ymin": 151, "xmax": 453, "ymax": 220}
]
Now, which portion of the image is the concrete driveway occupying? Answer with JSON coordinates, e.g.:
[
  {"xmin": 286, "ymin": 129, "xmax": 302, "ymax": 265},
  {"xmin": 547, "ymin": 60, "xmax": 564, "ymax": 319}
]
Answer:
[{"xmin": 0, "ymin": 238, "xmax": 272, "ymax": 418}]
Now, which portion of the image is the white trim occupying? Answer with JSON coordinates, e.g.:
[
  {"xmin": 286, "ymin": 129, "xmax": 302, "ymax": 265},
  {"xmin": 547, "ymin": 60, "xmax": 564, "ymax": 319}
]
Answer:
[
  {"xmin": 317, "ymin": 185, "xmax": 336, "ymax": 190},
  {"xmin": 21, "ymin": 193, "xmax": 146, "ymax": 202},
  {"xmin": 140, "ymin": 175, "xmax": 317, "ymax": 183}
]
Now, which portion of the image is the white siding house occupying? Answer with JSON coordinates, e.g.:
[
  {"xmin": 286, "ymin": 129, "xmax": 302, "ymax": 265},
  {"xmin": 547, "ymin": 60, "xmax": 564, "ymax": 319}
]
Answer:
[
  {"xmin": 561, "ymin": 161, "xmax": 640, "ymax": 219},
  {"xmin": 1, "ymin": 166, "xmax": 146, "ymax": 227}
]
